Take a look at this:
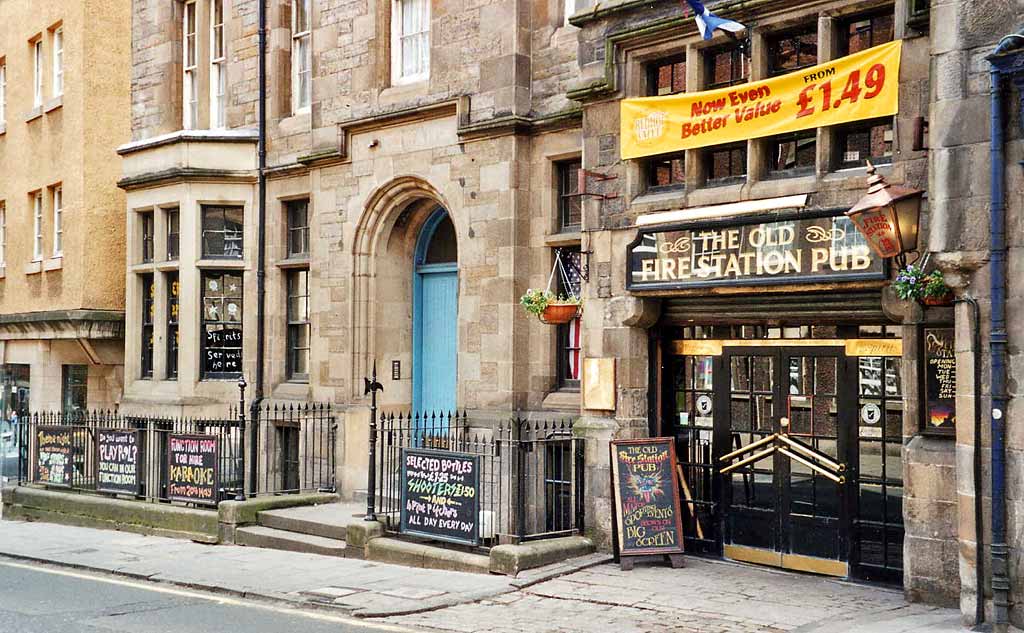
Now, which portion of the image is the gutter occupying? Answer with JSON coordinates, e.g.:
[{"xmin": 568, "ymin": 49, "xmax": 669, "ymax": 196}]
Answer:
[{"xmin": 250, "ymin": 0, "xmax": 269, "ymax": 496}]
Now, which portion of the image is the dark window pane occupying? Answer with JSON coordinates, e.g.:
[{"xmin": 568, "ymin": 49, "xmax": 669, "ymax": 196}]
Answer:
[
  {"xmin": 769, "ymin": 132, "xmax": 816, "ymax": 174},
  {"xmin": 202, "ymin": 271, "xmax": 243, "ymax": 378},
  {"xmin": 706, "ymin": 46, "xmax": 747, "ymax": 88},
  {"xmin": 166, "ymin": 209, "xmax": 180, "ymax": 260},
  {"xmin": 647, "ymin": 153, "xmax": 685, "ymax": 190},
  {"xmin": 707, "ymin": 143, "xmax": 747, "ymax": 182},
  {"xmin": 167, "ymin": 273, "xmax": 179, "ymax": 380},
  {"xmin": 141, "ymin": 274, "xmax": 155, "ymax": 378},
  {"xmin": 556, "ymin": 248, "xmax": 582, "ymax": 388},
  {"xmin": 837, "ymin": 119, "xmax": 893, "ymax": 168},
  {"xmin": 843, "ymin": 13, "xmax": 894, "ymax": 55},
  {"xmin": 141, "ymin": 213, "xmax": 154, "ymax": 263},
  {"xmin": 202, "ymin": 205, "xmax": 244, "ymax": 259},
  {"xmin": 287, "ymin": 199, "xmax": 310, "ymax": 257},
  {"xmin": 286, "ymin": 269, "xmax": 310, "ymax": 381},
  {"xmin": 648, "ymin": 56, "xmax": 685, "ymax": 96},
  {"xmin": 557, "ymin": 160, "xmax": 582, "ymax": 231},
  {"xmin": 768, "ymin": 27, "xmax": 817, "ymax": 76},
  {"xmin": 61, "ymin": 365, "xmax": 88, "ymax": 413},
  {"xmin": 424, "ymin": 215, "xmax": 458, "ymax": 264}
]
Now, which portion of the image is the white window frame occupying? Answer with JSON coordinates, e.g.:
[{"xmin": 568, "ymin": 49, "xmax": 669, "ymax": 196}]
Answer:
[
  {"xmin": 391, "ymin": 0, "xmax": 430, "ymax": 85},
  {"xmin": 0, "ymin": 203, "xmax": 6, "ymax": 268},
  {"xmin": 0, "ymin": 61, "xmax": 6, "ymax": 125},
  {"xmin": 210, "ymin": 0, "xmax": 226, "ymax": 128},
  {"xmin": 183, "ymin": 0, "xmax": 198, "ymax": 129},
  {"xmin": 32, "ymin": 192, "xmax": 43, "ymax": 261},
  {"xmin": 52, "ymin": 186, "xmax": 63, "ymax": 257},
  {"xmin": 52, "ymin": 27, "xmax": 63, "ymax": 97},
  {"xmin": 33, "ymin": 39, "xmax": 43, "ymax": 108},
  {"xmin": 564, "ymin": 0, "xmax": 576, "ymax": 25},
  {"xmin": 291, "ymin": 0, "xmax": 312, "ymax": 113}
]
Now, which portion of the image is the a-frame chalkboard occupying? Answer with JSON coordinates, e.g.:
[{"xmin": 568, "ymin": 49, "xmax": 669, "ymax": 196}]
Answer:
[{"xmin": 610, "ymin": 438, "xmax": 686, "ymax": 570}]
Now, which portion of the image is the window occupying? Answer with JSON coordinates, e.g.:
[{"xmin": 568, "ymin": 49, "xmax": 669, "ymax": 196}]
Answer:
[
  {"xmin": 33, "ymin": 39, "xmax": 43, "ymax": 107},
  {"xmin": 167, "ymin": 273, "xmax": 179, "ymax": 379},
  {"xmin": 706, "ymin": 142, "xmax": 747, "ymax": 184},
  {"xmin": 767, "ymin": 130, "xmax": 816, "ymax": 177},
  {"xmin": 166, "ymin": 208, "xmax": 180, "ymax": 260},
  {"xmin": 564, "ymin": 0, "xmax": 575, "ymax": 25},
  {"xmin": 705, "ymin": 44, "xmax": 747, "ymax": 89},
  {"xmin": 141, "ymin": 211, "xmax": 154, "ymax": 263},
  {"xmin": 61, "ymin": 365, "xmax": 88, "ymax": 413},
  {"xmin": 647, "ymin": 153, "xmax": 686, "ymax": 191},
  {"xmin": 392, "ymin": 0, "xmax": 430, "ymax": 84},
  {"xmin": 0, "ymin": 202, "xmax": 5, "ymax": 267},
  {"xmin": 556, "ymin": 248, "xmax": 582, "ymax": 389},
  {"xmin": 841, "ymin": 12, "xmax": 894, "ymax": 55},
  {"xmin": 201, "ymin": 271, "xmax": 243, "ymax": 378},
  {"xmin": 286, "ymin": 199, "xmax": 310, "ymax": 257},
  {"xmin": 287, "ymin": 269, "xmax": 310, "ymax": 381},
  {"xmin": 52, "ymin": 186, "xmax": 62, "ymax": 256},
  {"xmin": 0, "ymin": 60, "xmax": 6, "ymax": 125},
  {"xmin": 183, "ymin": 0, "xmax": 198, "ymax": 129},
  {"xmin": 141, "ymin": 274, "xmax": 155, "ymax": 379},
  {"xmin": 292, "ymin": 0, "xmax": 312, "ymax": 112},
  {"xmin": 647, "ymin": 55, "xmax": 685, "ymax": 96},
  {"xmin": 767, "ymin": 26, "xmax": 817, "ymax": 77},
  {"xmin": 210, "ymin": 0, "xmax": 226, "ymax": 128},
  {"xmin": 202, "ymin": 205, "xmax": 243, "ymax": 258},
  {"xmin": 836, "ymin": 118, "xmax": 893, "ymax": 169},
  {"xmin": 52, "ymin": 27, "xmax": 63, "ymax": 97},
  {"xmin": 32, "ymin": 192, "xmax": 43, "ymax": 261},
  {"xmin": 557, "ymin": 161, "xmax": 582, "ymax": 232}
]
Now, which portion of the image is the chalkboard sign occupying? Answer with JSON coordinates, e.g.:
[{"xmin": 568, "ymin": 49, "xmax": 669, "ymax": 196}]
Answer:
[
  {"xmin": 204, "ymin": 328, "xmax": 242, "ymax": 374},
  {"xmin": 611, "ymin": 438, "xmax": 686, "ymax": 564},
  {"xmin": 167, "ymin": 434, "xmax": 219, "ymax": 506},
  {"xmin": 36, "ymin": 425, "xmax": 74, "ymax": 487},
  {"xmin": 924, "ymin": 327, "xmax": 956, "ymax": 433},
  {"xmin": 97, "ymin": 429, "xmax": 141, "ymax": 496},
  {"xmin": 400, "ymin": 448, "xmax": 481, "ymax": 546}
]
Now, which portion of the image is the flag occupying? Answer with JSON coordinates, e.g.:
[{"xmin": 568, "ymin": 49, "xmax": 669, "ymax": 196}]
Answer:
[{"xmin": 684, "ymin": 0, "xmax": 746, "ymax": 41}]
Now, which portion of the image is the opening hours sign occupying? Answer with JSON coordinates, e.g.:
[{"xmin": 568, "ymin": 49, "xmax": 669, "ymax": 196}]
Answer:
[{"xmin": 620, "ymin": 40, "xmax": 902, "ymax": 159}]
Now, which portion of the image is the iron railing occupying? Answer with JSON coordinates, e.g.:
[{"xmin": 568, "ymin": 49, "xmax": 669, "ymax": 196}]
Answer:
[
  {"xmin": 253, "ymin": 402, "xmax": 337, "ymax": 496},
  {"xmin": 372, "ymin": 411, "xmax": 584, "ymax": 548}
]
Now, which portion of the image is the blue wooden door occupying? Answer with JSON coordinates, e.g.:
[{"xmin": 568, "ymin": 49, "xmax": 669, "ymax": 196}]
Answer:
[{"xmin": 415, "ymin": 269, "xmax": 458, "ymax": 414}]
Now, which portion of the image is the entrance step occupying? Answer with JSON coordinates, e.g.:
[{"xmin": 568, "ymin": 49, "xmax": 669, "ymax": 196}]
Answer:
[
  {"xmin": 235, "ymin": 525, "xmax": 349, "ymax": 558},
  {"xmin": 257, "ymin": 504, "xmax": 359, "ymax": 541}
]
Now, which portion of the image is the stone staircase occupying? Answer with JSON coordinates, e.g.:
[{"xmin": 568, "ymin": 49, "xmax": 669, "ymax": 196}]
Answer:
[{"xmin": 234, "ymin": 502, "xmax": 365, "ymax": 558}]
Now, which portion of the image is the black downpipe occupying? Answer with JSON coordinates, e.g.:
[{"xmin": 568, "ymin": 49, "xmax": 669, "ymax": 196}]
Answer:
[{"xmin": 249, "ymin": 0, "xmax": 268, "ymax": 496}]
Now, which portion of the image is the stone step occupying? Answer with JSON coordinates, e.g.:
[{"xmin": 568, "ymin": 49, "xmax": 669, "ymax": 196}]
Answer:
[
  {"xmin": 235, "ymin": 525, "xmax": 348, "ymax": 557},
  {"xmin": 258, "ymin": 508, "xmax": 349, "ymax": 541}
]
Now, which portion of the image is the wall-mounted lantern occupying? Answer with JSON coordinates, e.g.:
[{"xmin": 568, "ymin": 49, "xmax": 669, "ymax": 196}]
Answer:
[{"xmin": 845, "ymin": 161, "xmax": 924, "ymax": 269}]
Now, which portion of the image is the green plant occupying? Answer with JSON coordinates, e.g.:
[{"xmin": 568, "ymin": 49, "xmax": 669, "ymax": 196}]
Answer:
[
  {"xmin": 519, "ymin": 289, "xmax": 581, "ymax": 316},
  {"xmin": 893, "ymin": 265, "xmax": 951, "ymax": 301}
]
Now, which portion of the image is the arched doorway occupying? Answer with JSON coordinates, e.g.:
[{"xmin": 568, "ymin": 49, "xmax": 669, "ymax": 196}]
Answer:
[{"xmin": 412, "ymin": 208, "xmax": 458, "ymax": 414}]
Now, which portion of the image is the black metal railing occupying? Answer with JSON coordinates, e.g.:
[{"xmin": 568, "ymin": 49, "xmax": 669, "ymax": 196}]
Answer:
[
  {"xmin": 253, "ymin": 402, "xmax": 337, "ymax": 496},
  {"xmin": 372, "ymin": 411, "xmax": 584, "ymax": 548},
  {"xmin": 19, "ymin": 410, "xmax": 243, "ymax": 506}
]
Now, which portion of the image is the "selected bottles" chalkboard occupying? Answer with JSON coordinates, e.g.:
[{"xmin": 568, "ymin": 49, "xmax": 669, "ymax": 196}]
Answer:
[{"xmin": 400, "ymin": 447, "xmax": 481, "ymax": 546}]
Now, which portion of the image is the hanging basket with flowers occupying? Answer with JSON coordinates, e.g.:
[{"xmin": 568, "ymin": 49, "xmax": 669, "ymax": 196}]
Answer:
[
  {"xmin": 893, "ymin": 261, "xmax": 954, "ymax": 307},
  {"xmin": 520, "ymin": 250, "xmax": 583, "ymax": 325}
]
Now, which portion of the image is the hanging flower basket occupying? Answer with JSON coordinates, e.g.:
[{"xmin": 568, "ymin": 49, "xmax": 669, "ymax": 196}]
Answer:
[
  {"xmin": 539, "ymin": 302, "xmax": 582, "ymax": 325},
  {"xmin": 893, "ymin": 263, "xmax": 953, "ymax": 307},
  {"xmin": 920, "ymin": 292, "xmax": 955, "ymax": 307}
]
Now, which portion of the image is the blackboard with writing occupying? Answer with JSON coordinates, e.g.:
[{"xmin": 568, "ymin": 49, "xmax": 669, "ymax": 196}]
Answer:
[
  {"xmin": 400, "ymin": 448, "xmax": 481, "ymax": 546},
  {"xmin": 97, "ymin": 429, "xmax": 141, "ymax": 496},
  {"xmin": 167, "ymin": 434, "xmax": 219, "ymax": 506},
  {"xmin": 611, "ymin": 439, "xmax": 686, "ymax": 561},
  {"xmin": 36, "ymin": 425, "xmax": 74, "ymax": 487},
  {"xmin": 924, "ymin": 327, "xmax": 956, "ymax": 432}
]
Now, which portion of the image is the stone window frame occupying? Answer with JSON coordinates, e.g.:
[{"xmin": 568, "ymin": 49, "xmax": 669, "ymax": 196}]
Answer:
[{"xmin": 285, "ymin": 198, "xmax": 311, "ymax": 258}]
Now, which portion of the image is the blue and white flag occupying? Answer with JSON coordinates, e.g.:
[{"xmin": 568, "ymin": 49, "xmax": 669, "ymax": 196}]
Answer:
[{"xmin": 684, "ymin": 0, "xmax": 746, "ymax": 41}]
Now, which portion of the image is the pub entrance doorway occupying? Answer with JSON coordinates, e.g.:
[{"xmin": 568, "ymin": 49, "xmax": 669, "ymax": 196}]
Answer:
[{"xmin": 659, "ymin": 325, "xmax": 904, "ymax": 585}]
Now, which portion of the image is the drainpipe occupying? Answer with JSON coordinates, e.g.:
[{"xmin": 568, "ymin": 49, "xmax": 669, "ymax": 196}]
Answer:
[
  {"xmin": 986, "ymin": 32, "xmax": 1023, "ymax": 629},
  {"xmin": 250, "ymin": 0, "xmax": 268, "ymax": 496}
]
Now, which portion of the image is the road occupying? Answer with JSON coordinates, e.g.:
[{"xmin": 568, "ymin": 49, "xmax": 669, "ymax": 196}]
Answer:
[{"xmin": 0, "ymin": 558, "xmax": 418, "ymax": 633}]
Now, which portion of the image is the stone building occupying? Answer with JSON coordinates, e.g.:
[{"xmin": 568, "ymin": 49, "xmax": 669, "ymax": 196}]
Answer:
[
  {"xmin": 0, "ymin": 0, "xmax": 130, "ymax": 417},
  {"xmin": 117, "ymin": 0, "xmax": 1023, "ymax": 627}
]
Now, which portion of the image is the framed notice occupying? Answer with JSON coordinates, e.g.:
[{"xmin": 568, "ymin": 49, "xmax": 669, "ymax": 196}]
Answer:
[
  {"xmin": 610, "ymin": 438, "xmax": 685, "ymax": 569},
  {"xmin": 922, "ymin": 327, "xmax": 956, "ymax": 435},
  {"xmin": 35, "ymin": 425, "xmax": 74, "ymax": 488},
  {"xmin": 96, "ymin": 429, "xmax": 141, "ymax": 496},
  {"xmin": 400, "ymin": 447, "xmax": 481, "ymax": 546},
  {"xmin": 167, "ymin": 434, "xmax": 220, "ymax": 506}
]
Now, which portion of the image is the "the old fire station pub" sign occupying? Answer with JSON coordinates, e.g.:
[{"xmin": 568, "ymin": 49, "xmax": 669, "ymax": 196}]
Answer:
[{"xmin": 626, "ymin": 210, "xmax": 886, "ymax": 291}]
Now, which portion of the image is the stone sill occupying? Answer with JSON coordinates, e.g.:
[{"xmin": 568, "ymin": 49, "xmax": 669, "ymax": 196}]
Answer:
[
  {"xmin": 155, "ymin": 261, "xmax": 180, "ymax": 272},
  {"xmin": 24, "ymin": 106, "xmax": 42, "ymax": 123},
  {"xmin": 545, "ymin": 231, "xmax": 581, "ymax": 248},
  {"xmin": 276, "ymin": 256, "xmax": 310, "ymax": 270},
  {"xmin": 541, "ymin": 389, "xmax": 581, "ymax": 412},
  {"xmin": 24, "ymin": 261, "xmax": 42, "ymax": 275},
  {"xmin": 196, "ymin": 258, "xmax": 246, "ymax": 270},
  {"xmin": 44, "ymin": 96, "xmax": 62, "ymax": 114},
  {"xmin": 43, "ymin": 256, "xmax": 62, "ymax": 271}
]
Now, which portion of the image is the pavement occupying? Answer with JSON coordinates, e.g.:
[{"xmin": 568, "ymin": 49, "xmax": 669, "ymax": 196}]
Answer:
[{"xmin": 0, "ymin": 518, "xmax": 965, "ymax": 632}]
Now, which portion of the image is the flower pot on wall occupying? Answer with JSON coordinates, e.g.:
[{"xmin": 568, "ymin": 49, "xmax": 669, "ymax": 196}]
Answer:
[
  {"xmin": 538, "ymin": 303, "xmax": 581, "ymax": 325},
  {"xmin": 921, "ymin": 293, "xmax": 955, "ymax": 307}
]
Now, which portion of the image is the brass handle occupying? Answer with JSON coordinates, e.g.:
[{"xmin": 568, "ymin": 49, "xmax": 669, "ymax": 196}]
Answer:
[
  {"xmin": 776, "ymin": 434, "xmax": 844, "ymax": 474},
  {"xmin": 720, "ymin": 445, "xmax": 776, "ymax": 474},
  {"xmin": 719, "ymin": 433, "xmax": 777, "ymax": 463}
]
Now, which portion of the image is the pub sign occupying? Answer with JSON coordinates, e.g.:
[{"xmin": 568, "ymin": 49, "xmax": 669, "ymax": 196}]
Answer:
[{"xmin": 626, "ymin": 210, "xmax": 886, "ymax": 291}]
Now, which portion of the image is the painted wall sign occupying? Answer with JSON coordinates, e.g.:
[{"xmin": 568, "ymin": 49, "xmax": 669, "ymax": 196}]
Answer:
[
  {"xmin": 627, "ymin": 212, "xmax": 885, "ymax": 291},
  {"xmin": 35, "ymin": 425, "xmax": 74, "ymax": 487},
  {"xmin": 167, "ymin": 434, "xmax": 220, "ymax": 506},
  {"xmin": 621, "ymin": 40, "xmax": 901, "ymax": 158},
  {"xmin": 96, "ymin": 429, "xmax": 141, "ymax": 496},
  {"xmin": 400, "ymin": 448, "xmax": 481, "ymax": 546},
  {"xmin": 923, "ymin": 327, "xmax": 956, "ymax": 432},
  {"xmin": 610, "ymin": 439, "xmax": 685, "ymax": 559}
]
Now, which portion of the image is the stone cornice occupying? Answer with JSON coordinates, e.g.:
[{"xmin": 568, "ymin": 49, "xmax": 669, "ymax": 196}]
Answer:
[
  {"xmin": 117, "ymin": 129, "xmax": 260, "ymax": 156},
  {"xmin": 0, "ymin": 310, "xmax": 125, "ymax": 340},
  {"xmin": 118, "ymin": 168, "xmax": 259, "ymax": 191}
]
